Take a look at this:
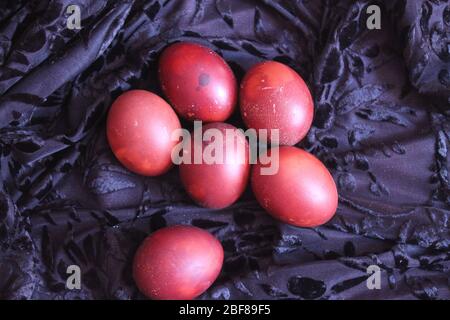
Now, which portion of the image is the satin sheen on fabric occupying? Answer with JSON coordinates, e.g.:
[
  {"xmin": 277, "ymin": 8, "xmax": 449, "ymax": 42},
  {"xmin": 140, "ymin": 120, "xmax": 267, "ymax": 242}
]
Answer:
[{"xmin": 0, "ymin": 0, "xmax": 449, "ymax": 300}]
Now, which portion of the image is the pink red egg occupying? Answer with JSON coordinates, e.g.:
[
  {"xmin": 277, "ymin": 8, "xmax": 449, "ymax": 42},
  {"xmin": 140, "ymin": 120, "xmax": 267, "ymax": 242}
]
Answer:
[
  {"xmin": 240, "ymin": 61, "xmax": 314, "ymax": 146},
  {"xmin": 159, "ymin": 42, "xmax": 237, "ymax": 122},
  {"xmin": 179, "ymin": 122, "xmax": 250, "ymax": 209},
  {"xmin": 251, "ymin": 146, "xmax": 338, "ymax": 227},
  {"xmin": 106, "ymin": 90, "xmax": 181, "ymax": 176},
  {"xmin": 133, "ymin": 225, "xmax": 224, "ymax": 300}
]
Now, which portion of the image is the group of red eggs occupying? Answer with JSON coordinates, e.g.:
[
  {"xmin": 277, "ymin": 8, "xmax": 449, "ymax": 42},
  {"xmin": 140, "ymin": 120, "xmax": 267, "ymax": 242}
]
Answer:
[{"xmin": 106, "ymin": 42, "xmax": 338, "ymax": 300}]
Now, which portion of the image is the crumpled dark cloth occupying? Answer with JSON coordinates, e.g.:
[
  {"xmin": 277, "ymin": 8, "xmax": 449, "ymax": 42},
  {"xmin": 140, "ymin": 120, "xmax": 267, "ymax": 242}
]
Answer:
[{"xmin": 0, "ymin": 0, "xmax": 449, "ymax": 300}]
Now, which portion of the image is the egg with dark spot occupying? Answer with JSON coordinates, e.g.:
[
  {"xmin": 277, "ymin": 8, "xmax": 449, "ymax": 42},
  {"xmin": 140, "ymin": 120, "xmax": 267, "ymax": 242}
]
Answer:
[
  {"xmin": 159, "ymin": 42, "xmax": 237, "ymax": 122},
  {"xmin": 240, "ymin": 61, "xmax": 314, "ymax": 145}
]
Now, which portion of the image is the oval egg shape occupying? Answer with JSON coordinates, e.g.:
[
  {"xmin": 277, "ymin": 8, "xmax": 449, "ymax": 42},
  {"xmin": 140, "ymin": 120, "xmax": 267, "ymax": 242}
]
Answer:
[
  {"xmin": 179, "ymin": 122, "xmax": 250, "ymax": 209},
  {"xmin": 251, "ymin": 146, "xmax": 338, "ymax": 227},
  {"xmin": 106, "ymin": 90, "xmax": 181, "ymax": 176},
  {"xmin": 133, "ymin": 225, "xmax": 224, "ymax": 300},
  {"xmin": 159, "ymin": 42, "xmax": 237, "ymax": 122},
  {"xmin": 240, "ymin": 61, "xmax": 314, "ymax": 146}
]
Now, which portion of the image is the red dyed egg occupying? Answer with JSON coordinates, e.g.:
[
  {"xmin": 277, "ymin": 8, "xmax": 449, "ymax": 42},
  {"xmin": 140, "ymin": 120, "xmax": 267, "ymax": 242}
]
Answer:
[
  {"xmin": 133, "ymin": 225, "xmax": 224, "ymax": 300},
  {"xmin": 159, "ymin": 42, "xmax": 237, "ymax": 122},
  {"xmin": 240, "ymin": 61, "xmax": 314, "ymax": 146},
  {"xmin": 106, "ymin": 90, "xmax": 181, "ymax": 176},
  {"xmin": 179, "ymin": 122, "xmax": 250, "ymax": 209},
  {"xmin": 251, "ymin": 146, "xmax": 338, "ymax": 227}
]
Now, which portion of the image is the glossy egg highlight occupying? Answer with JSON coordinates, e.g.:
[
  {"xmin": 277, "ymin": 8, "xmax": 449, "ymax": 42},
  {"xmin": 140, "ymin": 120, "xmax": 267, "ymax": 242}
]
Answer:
[
  {"xmin": 251, "ymin": 146, "xmax": 338, "ymax": 227},
  {"xmin": 240, "ymin": 61, "xmax": 314, "ymax": 146},
  {"xmin": 106, "ymin": 90, "xmax": 181, "ymax": 176},
  {"xmin": 159, "ymin": 42, "xmax": 237, "ymax": 122},
  {"xmin": 179, "ymin": 122, "xmax": 250, "ymax": 209},
  {"xmin": 133, "ymin": 225, "xmax": 224, "ymax": 300}
]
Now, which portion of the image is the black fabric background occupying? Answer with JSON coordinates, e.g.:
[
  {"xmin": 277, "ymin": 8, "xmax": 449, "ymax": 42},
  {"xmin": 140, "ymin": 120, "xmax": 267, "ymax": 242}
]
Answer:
[{"xmin": 0, "ymin": 0, "xmax": 449, "ymax": 300}]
